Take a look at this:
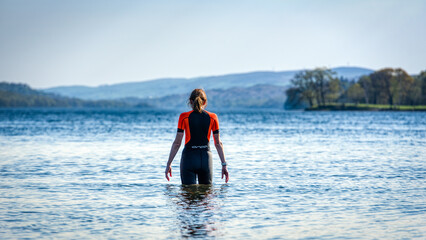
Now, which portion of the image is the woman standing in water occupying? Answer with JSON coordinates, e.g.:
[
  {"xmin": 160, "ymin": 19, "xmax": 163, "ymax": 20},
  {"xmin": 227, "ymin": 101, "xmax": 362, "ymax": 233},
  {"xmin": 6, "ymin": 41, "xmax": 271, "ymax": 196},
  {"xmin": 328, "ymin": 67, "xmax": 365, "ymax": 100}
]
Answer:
[{"xmin": 165, "ymin": 89, "xmax": 229, "ymax": 184}]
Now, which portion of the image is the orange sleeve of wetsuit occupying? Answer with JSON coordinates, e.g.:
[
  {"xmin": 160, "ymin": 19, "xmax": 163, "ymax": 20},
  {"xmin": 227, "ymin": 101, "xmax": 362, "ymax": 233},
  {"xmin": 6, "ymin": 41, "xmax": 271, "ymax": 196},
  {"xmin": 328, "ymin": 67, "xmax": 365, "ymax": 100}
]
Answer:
[
  {"xmin": 208, "ymin": 112, "xmax": 220, "ymax": 145},
  {"xmin": 177, "ymin": 112, "xmax": 192, "ymax": 144},
  {"xmin": 177, "ymin": 113, "xmax": 185, "ymax": 132},
  {"xmin": 211, "ymin": 113, "xmax": 219, "ymax": 134}
]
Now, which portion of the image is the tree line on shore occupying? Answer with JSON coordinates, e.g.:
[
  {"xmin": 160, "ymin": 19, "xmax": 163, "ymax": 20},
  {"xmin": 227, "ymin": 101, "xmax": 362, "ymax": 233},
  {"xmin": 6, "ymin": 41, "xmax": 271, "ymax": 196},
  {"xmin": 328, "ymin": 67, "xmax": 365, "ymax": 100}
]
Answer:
[
  {"xmin": 285, "ymin": 68, "xmax": 426, "ymax": 109},
  {"xmin": 2, "ymin": 68, "xmax": 426, "ymax": 110}
]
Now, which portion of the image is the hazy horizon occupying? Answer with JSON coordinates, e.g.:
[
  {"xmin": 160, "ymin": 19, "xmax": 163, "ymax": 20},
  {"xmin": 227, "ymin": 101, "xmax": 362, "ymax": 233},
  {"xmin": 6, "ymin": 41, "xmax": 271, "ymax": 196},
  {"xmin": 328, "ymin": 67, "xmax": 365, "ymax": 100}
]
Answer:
[
  {"xmin": 40, "ymin": 65, "xmax": 371, "ymax": 89},
  {"xmin": 1, "ymin": 0, "xmax": 425, "ymax": 88}
]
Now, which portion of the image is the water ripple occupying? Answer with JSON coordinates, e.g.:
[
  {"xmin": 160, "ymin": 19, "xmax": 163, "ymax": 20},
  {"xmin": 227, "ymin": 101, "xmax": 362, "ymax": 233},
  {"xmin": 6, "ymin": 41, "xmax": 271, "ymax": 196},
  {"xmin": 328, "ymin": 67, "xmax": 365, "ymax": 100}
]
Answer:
[{"xmin": 0, "ymin": 109, "xmax": 425, "ymax": 239}]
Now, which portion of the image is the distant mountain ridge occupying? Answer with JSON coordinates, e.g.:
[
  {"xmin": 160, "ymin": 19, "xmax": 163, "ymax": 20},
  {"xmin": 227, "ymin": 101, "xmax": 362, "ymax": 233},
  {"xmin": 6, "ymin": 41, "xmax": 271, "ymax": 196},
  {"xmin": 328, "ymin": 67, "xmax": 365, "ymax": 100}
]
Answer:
[
  {"xmin": 0, "ymin": 82, "xmax": 286, "ymax": 109},
  {"xmin": 42, "ymin": 67, "xmax": 373, "ymax": 100},
  {"xmin": 141, "ymin": 84, "xmax": 287, "ymax": 110}
]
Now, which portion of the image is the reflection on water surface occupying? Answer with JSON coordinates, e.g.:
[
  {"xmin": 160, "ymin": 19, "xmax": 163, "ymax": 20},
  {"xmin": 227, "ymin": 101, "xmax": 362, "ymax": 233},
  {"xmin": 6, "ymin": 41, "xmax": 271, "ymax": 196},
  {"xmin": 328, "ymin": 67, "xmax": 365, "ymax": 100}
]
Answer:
[{"xmin": 165, "ymin": 184, "xmax": 228, "ymax": 238}]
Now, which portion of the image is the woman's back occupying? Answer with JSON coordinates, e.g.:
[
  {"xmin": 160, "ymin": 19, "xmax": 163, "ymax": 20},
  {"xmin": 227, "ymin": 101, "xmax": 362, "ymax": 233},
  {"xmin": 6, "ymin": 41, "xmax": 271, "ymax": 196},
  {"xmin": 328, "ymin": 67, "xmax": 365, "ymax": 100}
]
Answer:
[{"xmin": 177, "ymin": 110, "xmax": 219, "ymax": 148}]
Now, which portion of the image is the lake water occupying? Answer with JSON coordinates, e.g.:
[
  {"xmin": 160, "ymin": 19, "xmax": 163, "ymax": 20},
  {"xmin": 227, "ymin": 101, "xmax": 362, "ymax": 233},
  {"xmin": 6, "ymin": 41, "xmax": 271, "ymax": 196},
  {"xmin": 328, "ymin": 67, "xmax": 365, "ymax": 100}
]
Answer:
[{"xmin": 0, "ymin": 108, "xmax": 425, "ymax": 239}]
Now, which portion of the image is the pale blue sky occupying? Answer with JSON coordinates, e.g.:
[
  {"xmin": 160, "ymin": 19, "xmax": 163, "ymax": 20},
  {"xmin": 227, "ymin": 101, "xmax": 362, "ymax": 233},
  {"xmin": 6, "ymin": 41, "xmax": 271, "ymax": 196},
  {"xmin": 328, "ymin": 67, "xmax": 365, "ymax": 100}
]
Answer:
[{"xmin": 0, "ymin": 0, "xmax": 425, "ymax": 88}]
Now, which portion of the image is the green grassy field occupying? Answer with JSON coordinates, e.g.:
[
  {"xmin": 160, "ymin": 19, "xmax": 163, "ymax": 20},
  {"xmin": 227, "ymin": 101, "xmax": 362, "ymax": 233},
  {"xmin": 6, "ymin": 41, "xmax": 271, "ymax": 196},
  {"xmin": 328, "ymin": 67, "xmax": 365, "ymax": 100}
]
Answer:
[{"xmin": 307, "ymin": 103, "xmax": 426, "ymax": 111}]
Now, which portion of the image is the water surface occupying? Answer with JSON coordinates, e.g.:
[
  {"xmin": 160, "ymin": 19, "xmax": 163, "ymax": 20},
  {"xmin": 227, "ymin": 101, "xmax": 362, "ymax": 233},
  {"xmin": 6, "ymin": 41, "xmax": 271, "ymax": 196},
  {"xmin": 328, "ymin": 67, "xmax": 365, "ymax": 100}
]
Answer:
[{"xmin": 0, "ymin": 108, "xmax": 425, "ymax": 239}]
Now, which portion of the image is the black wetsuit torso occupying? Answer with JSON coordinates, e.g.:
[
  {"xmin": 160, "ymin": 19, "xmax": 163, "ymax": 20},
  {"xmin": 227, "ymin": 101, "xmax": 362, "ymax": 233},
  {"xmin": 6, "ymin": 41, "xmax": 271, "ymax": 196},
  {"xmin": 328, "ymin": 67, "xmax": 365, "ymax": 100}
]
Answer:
[{"xmin": 177, "ymin": 110, "xmax": 219, "ymax": 184}]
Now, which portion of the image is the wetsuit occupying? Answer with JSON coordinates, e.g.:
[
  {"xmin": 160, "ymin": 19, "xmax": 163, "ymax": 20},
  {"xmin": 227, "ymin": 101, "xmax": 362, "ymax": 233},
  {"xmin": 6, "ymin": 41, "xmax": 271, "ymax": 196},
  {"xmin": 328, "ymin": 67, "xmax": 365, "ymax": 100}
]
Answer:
[{"xmin": 177, "ymin": 110, "xmax": 219, "ymax": 184}]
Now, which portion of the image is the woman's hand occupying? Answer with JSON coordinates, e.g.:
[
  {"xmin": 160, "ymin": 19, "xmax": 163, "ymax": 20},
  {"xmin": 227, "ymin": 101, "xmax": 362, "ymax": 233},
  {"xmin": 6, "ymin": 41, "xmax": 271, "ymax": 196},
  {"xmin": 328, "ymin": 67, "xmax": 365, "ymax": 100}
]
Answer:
[
  {"xmin": 222, "ymin": 166, "xmax": 229, "ymax": 183},
  {"xmin": 165, "ymin": 166, "xmax": 172, "ymax": 181}
]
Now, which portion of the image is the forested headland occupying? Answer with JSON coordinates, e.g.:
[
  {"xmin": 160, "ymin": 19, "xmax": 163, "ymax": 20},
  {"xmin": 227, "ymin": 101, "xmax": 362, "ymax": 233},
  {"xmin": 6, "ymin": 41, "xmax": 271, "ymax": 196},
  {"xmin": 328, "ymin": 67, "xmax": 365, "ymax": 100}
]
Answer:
[{"xmin": 285, "ymin": 68, "xmax": 426, "ymax": 111}]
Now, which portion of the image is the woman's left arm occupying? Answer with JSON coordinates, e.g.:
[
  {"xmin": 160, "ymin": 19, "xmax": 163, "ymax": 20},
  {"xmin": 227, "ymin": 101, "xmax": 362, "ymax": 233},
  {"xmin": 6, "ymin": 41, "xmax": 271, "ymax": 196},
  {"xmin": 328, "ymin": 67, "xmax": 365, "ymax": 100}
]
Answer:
[
  {"xmin": 213, "ymin": 133, "xmax": 229, "ymax": 183},
  {"xmin": 165, "ymin": 132, "xmax": 184, "ymax": 181}
]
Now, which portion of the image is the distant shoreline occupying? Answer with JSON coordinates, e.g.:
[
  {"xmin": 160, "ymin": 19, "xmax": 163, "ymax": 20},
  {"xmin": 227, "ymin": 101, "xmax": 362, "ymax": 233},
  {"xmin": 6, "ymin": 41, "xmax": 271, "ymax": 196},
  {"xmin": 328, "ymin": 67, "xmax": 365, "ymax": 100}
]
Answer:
[{"xmin": 306, "ymin": 104, "xmax": 426, "ymax": 111}]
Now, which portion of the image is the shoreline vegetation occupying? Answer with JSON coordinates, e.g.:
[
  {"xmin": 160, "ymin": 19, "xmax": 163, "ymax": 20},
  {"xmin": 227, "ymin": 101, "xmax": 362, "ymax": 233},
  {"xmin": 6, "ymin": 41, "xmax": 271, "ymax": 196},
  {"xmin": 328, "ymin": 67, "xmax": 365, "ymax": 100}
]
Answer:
[
  {"xmin": 306, "ymin": 103, "xmax": 426, "ymax": 111},
  {"xmin": 1, "ymin": 67, "xmax": 425, "ymax": 111},
  {"xmin": 285, "ymin": 67, "xmax": 426, "ymax": 111}
]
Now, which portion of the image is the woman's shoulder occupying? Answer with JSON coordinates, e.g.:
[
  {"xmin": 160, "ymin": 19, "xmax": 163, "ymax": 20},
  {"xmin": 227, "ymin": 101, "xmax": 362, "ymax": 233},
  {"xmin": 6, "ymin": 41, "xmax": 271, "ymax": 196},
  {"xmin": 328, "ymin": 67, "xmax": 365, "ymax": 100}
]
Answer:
[
  {"xmin": 204, "ymin": 110, "xmax": 218, "ymax": 119},
  {"xmin": 179, "ymin": 110, "xmax": 193, "ymax": 118}
]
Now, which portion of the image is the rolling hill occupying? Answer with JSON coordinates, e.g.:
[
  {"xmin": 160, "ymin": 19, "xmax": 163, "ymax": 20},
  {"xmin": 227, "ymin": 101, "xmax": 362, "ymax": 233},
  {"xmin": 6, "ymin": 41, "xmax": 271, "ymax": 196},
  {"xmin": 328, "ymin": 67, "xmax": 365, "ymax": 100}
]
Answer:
[
  {"xmin": 42, "ymin": 67, "xmax": 373, "ymax": 100},
  {"xmin": 140, "ymin": 84, "xmax": 287, "ymax": 110},
  {"xmin": 0, "ymin": 82, "xmax": 145, "ymax": 108}
]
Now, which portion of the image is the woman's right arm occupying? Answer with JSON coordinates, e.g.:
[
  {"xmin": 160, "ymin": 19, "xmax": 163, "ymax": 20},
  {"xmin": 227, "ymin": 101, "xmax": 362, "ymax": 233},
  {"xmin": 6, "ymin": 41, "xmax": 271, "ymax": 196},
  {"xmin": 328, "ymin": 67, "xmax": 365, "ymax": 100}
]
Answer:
[
  {"xmin": 213, "ymin": 133, "xmax": 229, "ymax": 183},
  {"xmin": 165, "ymin": 132, "xmax": 183, "ymax": 181}
]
